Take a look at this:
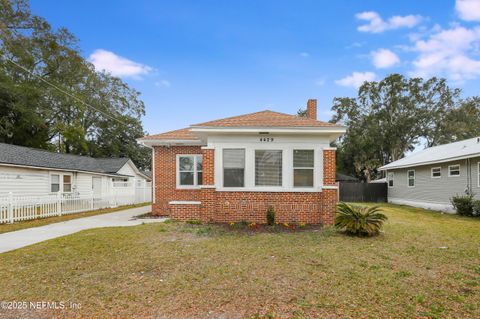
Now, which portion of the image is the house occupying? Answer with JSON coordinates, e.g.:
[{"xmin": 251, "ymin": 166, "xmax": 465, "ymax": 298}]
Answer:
[
  {"xmin": 379, "ymin": 137, "xmax": 480, "ymax": 212},
  {"xmin": 138, "ymin": 99, "xmax": 346, "ymax": 224},
  {"xmin": 0, "ymin": 143, "xmax": 151, "ymax": 205}
]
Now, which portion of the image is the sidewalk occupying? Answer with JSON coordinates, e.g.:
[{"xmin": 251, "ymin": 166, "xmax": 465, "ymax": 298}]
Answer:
[{"xmin": 0, "ymin": 205, "xmax": 165, "ymax": 253}]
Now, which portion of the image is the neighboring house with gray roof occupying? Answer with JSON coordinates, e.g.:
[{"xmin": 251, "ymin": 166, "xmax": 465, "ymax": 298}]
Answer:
[
  {"xmin": 379, "ymin": 137, "xmax": 480, "ymax": 212},
  {"xmin": 0, "ymin": 143, "xmax": 151, "ymax": 202}
]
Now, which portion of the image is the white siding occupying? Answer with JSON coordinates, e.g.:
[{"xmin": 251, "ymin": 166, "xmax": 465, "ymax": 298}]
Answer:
[
  {"xmin": 76, "ymin": 173, "xmax": 94, "ymax": 194},
  {"xmin": 0, "ymin": 165, "xmax": 115, "ymax": 196},
  {"xmin": 0, "ymin": 166, "xmax": 50, "ymax": 195}
]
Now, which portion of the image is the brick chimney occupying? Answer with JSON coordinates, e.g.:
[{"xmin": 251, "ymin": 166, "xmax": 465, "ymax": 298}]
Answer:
[{"xmin": 307, "ymin": 99, "xmax": 317, "ymax": 120}]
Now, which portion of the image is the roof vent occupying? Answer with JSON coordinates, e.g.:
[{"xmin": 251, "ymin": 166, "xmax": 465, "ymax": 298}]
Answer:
[{"xmin": 477, "ymin": 137, "xmax": 480, "ymax": 143}]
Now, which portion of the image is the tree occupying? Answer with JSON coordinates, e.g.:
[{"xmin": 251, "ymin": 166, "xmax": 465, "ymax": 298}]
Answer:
[
  {"xmin": 0, "ymin": 0, "xmax": 151, "ymax": 169},
  {"xmin": 332, "ymin": 74, "xmax": 460, "ymax": 181},
  {"xmin": 433, "ymin": 97, "xmax": 480, "ymax": 144},
  {"xmin": 297, "ymin": 107, "xmax": 307, "ymax": 118}
]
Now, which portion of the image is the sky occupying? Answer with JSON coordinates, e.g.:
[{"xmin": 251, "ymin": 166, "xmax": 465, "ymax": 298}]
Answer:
[{"xmin": 30, "ymin": 0, "xmax": 480, "ymax": 135}]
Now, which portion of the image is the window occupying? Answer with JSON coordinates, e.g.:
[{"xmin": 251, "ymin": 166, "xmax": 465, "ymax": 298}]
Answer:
[
  {"xmin": 388, "ymin": 172, "xmax": 394, "ymax": 188},
  {"xmin": 223, "ymin": 149, "xmax": 245, "ymax": 187},
  {"xmin": 51, "ymin": 174, "xmax": 60, "ymax": 192},
  {"xmin": 255, "ymin": 150, "xmax": 282, "ymax": 186},
  {"xmin": 448, "ymin": 164, "xmax": 460, "ymax": 177},
  {"xmin": 293, "ymin": 150, "xmax": 314, "ymax": 187},
  {"xmin": 407, "ymin": 170, "xmax": 415, "ymax": 187},
  {"xmin": 177, "ymin": 155, "xmax": 202, "ymax": 187},
  {"xmin": 63, "ymin": 175, "xmax": 72, "ymax": 192},
  {"xmin": 431, "ymin": 167, "xmax": 441, "ymax": 178}
]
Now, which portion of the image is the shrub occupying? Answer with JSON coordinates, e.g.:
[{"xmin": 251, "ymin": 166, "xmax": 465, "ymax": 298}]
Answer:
[
  {"xmin": 186, "ymin": 220, "xmax": 202, "ymax": 225},
  {"xmin": 473, "ymin": 200, "xmax": 480, "ymax": 217},
  {"xmin": 266, "ymin": 206, "xmax": 275, "ymax": 226},
  {"xmin": 335, "ymin": 202, "xmax": 387, "ymax": 237},
  {"xmin": 451, "ymin": 194, "xmax": 474, "ymax": 216}
]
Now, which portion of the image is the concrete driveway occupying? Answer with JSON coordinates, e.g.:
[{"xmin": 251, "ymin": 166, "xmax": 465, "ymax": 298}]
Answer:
[{"xmin": 0, "ymin": 205, "xmax": 166, "ymax": 253}]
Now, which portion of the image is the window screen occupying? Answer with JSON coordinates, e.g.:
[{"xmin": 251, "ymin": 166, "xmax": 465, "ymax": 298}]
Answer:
[
  {"xmin": 223, "ymin": 149, "xmax": 245, "ymax": 187},
  {"xmin": 293, "ymin": 150, "xmax": 314, "ymax": 187},
  {"xmin": 255, "ymin": 150, "xmax": 282, "ymax": 186}
]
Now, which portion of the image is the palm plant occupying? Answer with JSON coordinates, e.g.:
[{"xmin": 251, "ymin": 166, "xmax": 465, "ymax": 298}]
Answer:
[{"xmin": 335, "ymin": 202, "xmax": 387, "ymax": 237}]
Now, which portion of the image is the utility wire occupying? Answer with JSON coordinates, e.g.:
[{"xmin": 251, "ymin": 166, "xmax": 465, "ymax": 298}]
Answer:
[{"xmin": 3, "ymin": 55, "xmax": 130, "ymax": 127}]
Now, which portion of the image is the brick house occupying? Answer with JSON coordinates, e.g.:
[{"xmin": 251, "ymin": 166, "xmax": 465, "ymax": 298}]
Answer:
[{"xmin": 139, "ymin": 99, "xmax": 346, "ymax": 225}]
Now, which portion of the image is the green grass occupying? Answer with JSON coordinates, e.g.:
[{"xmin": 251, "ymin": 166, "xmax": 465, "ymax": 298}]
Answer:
[
  {"xmin": 0, "ymin": 203, "xmax": 479, "ymax": 318},
  {"xmin": 0, "ymin": 202, "xmax": 150, "ymax": 234}
]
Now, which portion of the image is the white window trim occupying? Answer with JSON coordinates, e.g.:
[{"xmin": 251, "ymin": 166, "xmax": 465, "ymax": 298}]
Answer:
[
  {"xmin": 388, "ymin": 172, "xmax": 394, "ymax": 188},
  {"xmin": 62, "ymin": 173, "xmax": 73, "ymax": 193},
  {"xmin": 254, "ymin": 149, "xmax": 283, "ymax": 187},
  {"xmin": 293, "ymin": 149, "xmax": 315, "ymax": 188},
  {"xmin": 407, "ymin": 169, "xmax": 415, "ymax": 188},
  {"xmin": 478, "ymin": 162, "xmax": 480, "ymax": 188},
  {"xmin": 448, "ymin": 164, "xmax": 461, "ymax": 177},
  {"xmin": 431, "ymin": 167, "xmax": 441, "ymax": 179},
  {"xmin": 49, "ymin": 172, "xmax": 73, "ymax": 193},
  {"xmin": 223, "ymin": 148, "xmax": 246, "ymax": 188},
  {"xmin": 176, "ymin": 154, "xmax": 202, "ymax": 189},
  {"xmin": 214, "ymin": 142, "xmax": 325, "ymax": 192},
  {"xmin": 50, "ymin": 173, "xmax": 61, "ymax": 193}
]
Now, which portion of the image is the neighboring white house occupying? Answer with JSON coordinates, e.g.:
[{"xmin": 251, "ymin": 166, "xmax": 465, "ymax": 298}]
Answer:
[
  {"xmin": 379, "ymin": 137, "xmax": 480, "ymax": 212},
  {"xmin": 0, "ymin": 143, "xmax": 151, "ymax": 206}
]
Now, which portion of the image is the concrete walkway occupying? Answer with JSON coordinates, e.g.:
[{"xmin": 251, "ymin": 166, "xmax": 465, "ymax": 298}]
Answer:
[{"xmin": 0, "ymin": 205, "xmax": 166, "ymax": 253}]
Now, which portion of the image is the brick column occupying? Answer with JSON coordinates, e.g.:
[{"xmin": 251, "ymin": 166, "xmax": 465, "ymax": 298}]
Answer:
[
  {"xmin": 322, "ymin": 148, "xmax": 338, "ymax": 225},
  {"xmin": 200, "ymin": 147, "xmax": 216, "ymax": 222}
]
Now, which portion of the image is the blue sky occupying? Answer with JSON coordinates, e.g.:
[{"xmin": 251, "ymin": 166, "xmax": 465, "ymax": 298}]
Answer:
[{"xmin": 31, "ymin": 0, "xmax": 480, "ymax": 135}]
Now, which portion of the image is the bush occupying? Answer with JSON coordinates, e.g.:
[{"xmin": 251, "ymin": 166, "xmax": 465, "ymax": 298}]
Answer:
[
  {"xmin": 451, "ymin": 194, "xmax": 474, "ymax": 216},
  {"xmin": 335, "ymin": 202, "xmax": 387, "ymax": 237},
  {"xmin": 473, "ymin": 200, "xmax": 480, "ymax": 217},
  {"xmin": 186, "ymin": 220, "xmax": 203, "ymax": 225},
  {"xmin": 266, "ymin": 206, "xmax": 275, "ymax": 226}
]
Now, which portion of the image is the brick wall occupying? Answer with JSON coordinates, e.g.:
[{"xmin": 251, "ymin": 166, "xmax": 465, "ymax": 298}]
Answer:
[
  {"xmin": 152, "ymin": 145, "xmax": 202, "ymax": 216},
  {"xmin": 153, "ymin": 146, "xmax": 338, "ymax": 225},
  {"xmin": 170, "ymin": 203, "xmax": 201, "ymax": 220},
  {"xmin": 321, "ymin": 149, "xmax": 338, "ymax": 225}
]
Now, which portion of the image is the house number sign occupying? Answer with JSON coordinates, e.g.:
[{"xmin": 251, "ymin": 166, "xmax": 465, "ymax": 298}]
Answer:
[{"xmin": 259, "ymin": 137, "xmax": 274, "ymax": 142}]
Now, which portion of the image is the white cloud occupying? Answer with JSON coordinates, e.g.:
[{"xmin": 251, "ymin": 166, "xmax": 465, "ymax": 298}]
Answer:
[
  {"xmin": 299, "ymin": 52, "xmax": 310, "ymax": 57},
  {"xmin": 356, "ymin": 11, "xmax": 422, "ymax": 33},
  {"xmin": 410, "ymin": 26, "xmax": 480, "ymax": 82},
  {"xmin": 371, "ymin": 49, "xmax": 400, "ymax": 68},
  {"xmin": 456, "ymin": 0, "xmax": 480, "ymax": 21},
  {"xmin": 89, "ymin": 49, "xmax": 152, "ymax": 78},
  {"xmin": 155, "ymin": 80, "xmax": 171, "ymax": 88},
  {"xmin": 335, "ymin": 72, "xmax": 376, "ymax": 88}
]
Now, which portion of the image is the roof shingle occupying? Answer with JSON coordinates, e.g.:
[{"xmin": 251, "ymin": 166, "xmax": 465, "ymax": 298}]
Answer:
[
  {"xmin": 140, "ymin": 128, "xmax": 200, "ymax": 141},
  {"xmin": 192, "ymin": 110, "xmax": 339, "ymax": 128},
  {"xmin": 0, "ymin": 143, "xmax": 132, "ymax": 175},
  {"xmin": 142, "ymin": 110, "xmax": 343, "ymax": 141}
]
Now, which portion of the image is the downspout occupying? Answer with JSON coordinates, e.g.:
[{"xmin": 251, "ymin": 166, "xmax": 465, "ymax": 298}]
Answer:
[{"xmin": 466, "ymin": 158, "xmax": 472, "ymax": 195}]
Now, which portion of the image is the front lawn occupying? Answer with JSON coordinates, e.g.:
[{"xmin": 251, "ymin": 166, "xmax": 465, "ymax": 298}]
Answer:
[{"xmin": 0, "ymin": 203, "xmax": 479, "ymax": 318}]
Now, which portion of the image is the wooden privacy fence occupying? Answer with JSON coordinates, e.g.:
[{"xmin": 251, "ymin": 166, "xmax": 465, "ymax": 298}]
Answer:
[
  {"xmin": 339, "ymin": 182, "xmax": 387, "ymax": 203},
  {"xmin": 0, "ymin": 188, "xmax": 151, "ymax": 224}
]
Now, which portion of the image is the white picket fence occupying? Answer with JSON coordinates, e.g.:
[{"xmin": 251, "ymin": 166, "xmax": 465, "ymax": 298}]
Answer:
[{"xmin": 0, "ymin": 189, "xmax": 151, "ymax": 224}]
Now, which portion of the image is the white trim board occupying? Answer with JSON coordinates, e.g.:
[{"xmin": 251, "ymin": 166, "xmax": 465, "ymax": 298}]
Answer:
[{"xmin": 169, "ymin": 201, "xmax": 202, "ymax": 205}]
